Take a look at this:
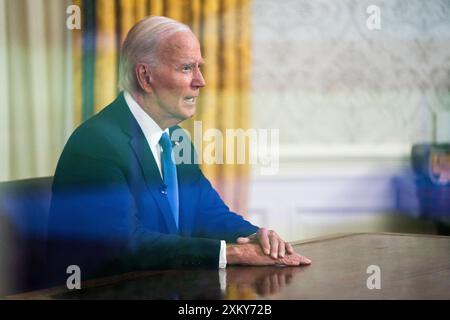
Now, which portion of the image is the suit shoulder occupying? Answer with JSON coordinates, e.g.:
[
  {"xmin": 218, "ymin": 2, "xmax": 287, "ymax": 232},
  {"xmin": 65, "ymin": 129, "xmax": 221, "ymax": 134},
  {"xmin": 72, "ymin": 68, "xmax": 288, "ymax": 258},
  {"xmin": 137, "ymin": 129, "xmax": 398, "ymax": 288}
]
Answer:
[{"xmin": 62, "ymin": 102, "xmax": 128, "ymax": 158}]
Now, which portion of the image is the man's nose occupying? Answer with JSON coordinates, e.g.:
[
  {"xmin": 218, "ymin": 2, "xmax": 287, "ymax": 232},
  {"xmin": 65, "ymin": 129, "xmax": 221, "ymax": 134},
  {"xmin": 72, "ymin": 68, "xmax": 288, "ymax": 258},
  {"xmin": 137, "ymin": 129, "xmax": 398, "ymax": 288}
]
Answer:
[{"xmin": 192, "ymin": 68, "xmax": 206, "ymax": 88}]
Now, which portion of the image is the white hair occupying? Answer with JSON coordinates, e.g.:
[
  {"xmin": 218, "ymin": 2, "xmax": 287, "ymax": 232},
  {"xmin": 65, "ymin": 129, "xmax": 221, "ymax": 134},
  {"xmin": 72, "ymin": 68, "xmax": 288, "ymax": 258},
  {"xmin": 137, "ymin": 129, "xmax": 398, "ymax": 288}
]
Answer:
[{"xmin": 118, "ymin": 16, "xmax": 191, "ymax": 93}]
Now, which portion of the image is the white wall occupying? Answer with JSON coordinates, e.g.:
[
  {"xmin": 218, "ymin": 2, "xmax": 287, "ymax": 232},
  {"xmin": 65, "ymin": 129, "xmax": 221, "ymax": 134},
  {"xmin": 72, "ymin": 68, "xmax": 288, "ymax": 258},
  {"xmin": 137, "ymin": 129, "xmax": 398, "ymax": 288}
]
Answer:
[{"xmin": 248, "ymin": 0, "xmax": 449, "ymax": 240}]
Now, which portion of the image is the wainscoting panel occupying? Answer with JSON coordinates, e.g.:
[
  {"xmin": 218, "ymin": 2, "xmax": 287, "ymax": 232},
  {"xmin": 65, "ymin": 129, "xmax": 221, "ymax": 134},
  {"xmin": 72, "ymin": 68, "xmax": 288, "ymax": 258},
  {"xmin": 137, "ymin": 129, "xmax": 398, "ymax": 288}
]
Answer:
[{"xmin": 246, "ymin": 157, "xmax": 433, "ymax": 241}]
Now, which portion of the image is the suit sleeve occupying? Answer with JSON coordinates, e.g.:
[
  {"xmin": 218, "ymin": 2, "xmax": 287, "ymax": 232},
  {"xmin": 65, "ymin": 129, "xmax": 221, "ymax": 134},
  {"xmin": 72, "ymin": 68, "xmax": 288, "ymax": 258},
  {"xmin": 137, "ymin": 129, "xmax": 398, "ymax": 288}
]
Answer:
[{"xmin": 191, "ymin": 170, "xmax": 259, "ymax": 243}]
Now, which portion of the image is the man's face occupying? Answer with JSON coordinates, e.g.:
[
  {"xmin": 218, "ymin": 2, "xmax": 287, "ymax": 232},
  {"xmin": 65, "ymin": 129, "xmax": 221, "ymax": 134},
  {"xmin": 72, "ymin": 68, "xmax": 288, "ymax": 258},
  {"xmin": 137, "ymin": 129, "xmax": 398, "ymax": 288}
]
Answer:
[{"xmin": 149, "ymin": 31, "xmax": 206, "ymax": 124}]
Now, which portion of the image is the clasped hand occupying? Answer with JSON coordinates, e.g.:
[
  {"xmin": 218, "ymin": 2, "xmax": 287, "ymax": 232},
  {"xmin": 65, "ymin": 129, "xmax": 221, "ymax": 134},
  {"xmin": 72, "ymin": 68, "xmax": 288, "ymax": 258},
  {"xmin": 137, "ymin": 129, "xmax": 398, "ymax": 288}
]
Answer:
[{"xmin": 233, "ymin": 228, "xmax": 311, "ymax": 266}]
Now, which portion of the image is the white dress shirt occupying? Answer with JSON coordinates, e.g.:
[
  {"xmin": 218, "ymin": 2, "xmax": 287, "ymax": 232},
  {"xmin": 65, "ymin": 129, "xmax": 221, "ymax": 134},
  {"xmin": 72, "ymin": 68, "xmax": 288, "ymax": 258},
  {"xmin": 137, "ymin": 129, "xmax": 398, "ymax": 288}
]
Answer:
[{"xmin": 124, "ymin": 91, "xmax": 227, "ymax": 268}]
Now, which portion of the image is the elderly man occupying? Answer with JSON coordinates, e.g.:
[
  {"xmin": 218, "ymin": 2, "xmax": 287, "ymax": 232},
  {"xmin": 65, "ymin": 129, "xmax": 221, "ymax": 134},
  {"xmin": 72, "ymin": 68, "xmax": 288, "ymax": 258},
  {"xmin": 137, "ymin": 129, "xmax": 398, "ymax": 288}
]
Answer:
[{"xmin": 47, "ymin": 16, "xmax": 310, "ymax": 283}]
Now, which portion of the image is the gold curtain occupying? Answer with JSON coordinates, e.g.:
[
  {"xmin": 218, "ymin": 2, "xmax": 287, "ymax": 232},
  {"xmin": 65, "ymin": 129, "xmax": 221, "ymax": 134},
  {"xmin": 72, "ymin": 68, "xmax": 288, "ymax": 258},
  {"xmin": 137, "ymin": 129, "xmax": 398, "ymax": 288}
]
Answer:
[
  {"xmin": 73, "ymin": 0, "xmax": 252, "ymax": 215},
  {"xmin": 0, "ymin": 0, "xmax": 70, "ymax": 181}
]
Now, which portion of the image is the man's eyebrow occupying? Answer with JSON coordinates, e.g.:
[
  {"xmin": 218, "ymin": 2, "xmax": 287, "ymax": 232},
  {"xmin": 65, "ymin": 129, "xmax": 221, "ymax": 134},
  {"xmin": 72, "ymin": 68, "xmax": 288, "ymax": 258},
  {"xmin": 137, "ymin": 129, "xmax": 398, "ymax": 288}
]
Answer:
[
  {"xmin": 180, "ymin": 59, "xmax": 205, "ymax": 65},
  {"xmin": 182, "ymin": 58, "xmax": 205, "ymax": 64}
]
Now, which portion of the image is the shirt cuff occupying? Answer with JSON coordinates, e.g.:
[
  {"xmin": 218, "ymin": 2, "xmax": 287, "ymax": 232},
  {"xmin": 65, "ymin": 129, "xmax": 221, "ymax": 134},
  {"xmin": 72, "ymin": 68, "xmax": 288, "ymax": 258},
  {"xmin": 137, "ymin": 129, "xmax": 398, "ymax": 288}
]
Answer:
[{"xmin": 219, "ymin": 240, "xmax": 227, "ymax": 268}]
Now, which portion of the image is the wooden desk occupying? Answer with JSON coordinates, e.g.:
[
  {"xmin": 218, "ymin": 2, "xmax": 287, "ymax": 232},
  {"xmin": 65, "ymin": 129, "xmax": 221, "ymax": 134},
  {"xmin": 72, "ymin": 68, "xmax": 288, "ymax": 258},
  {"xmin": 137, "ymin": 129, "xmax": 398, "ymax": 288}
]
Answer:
[{"xmin": 9, "ymin": 233, "xmax": 450, "ymax": 299}]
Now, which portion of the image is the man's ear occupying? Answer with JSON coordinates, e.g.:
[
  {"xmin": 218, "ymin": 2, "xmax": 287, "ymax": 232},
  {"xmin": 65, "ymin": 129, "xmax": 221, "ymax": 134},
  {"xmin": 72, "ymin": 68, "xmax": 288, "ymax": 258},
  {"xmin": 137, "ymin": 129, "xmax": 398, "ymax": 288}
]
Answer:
[{"xmin": 135, "ymin": 63, "xmax": 153, "ymax": 93}]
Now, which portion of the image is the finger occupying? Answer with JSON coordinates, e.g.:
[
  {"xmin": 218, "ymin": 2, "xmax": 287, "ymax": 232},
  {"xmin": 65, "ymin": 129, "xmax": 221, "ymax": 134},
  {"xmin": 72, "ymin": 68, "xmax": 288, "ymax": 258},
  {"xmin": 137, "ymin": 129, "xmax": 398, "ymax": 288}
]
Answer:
[
  {"xmin": 278, "ymin": 241, "xmax": 286, "ymax": 258},
  {"xmin": 269, "ymin": 231, "xmax": 279, "ymax": 259},
  {"xmin": 258, "ymin": 228, "xmax": 271, "ymax": 255},
  {"xmin": 278, "ymin": 253, "xmax": 304, "ymax": 266},
  {"xmin": 286, "ymin": 243, "xmax": 294, "ymax": 254},
  {"xmin": 280, "ymin": 256, "xmax": 298, "ymax": 266},
  {"xmin": 299, "ymin": 255, "xmax": 312, "ymax": 265},
  {"xmin": 236, "ymin": 237, "xmax": 251, "ymax": 244}
]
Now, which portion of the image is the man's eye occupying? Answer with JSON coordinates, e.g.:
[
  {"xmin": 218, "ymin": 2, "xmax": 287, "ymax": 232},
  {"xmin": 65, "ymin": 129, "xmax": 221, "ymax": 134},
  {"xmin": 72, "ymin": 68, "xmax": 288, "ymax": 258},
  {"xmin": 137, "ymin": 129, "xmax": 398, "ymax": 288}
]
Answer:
[{"xmin": 182, "ymin": 65, "xmax": 192, "ymax": 72}]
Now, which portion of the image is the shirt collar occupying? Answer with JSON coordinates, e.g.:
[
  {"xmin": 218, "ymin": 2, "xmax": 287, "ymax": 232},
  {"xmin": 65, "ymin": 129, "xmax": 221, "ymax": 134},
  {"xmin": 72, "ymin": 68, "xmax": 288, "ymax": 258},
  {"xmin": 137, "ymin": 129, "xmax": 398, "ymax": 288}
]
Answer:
[{"xmin": 124, "ymin": 91, "xmax": 169, "ymax": 147}]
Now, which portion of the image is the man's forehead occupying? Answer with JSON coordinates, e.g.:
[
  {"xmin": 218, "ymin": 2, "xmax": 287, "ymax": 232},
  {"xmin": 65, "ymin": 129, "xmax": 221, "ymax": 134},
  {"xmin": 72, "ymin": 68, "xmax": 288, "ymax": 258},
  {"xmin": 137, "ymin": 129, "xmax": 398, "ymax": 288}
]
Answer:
[
  {"xmin": 162, "ymin": 52, "xmax": 204, "ymax": 65},
  {"xmin": 159, "ymin": 32, "xmax": 202, "ymax": 60}
]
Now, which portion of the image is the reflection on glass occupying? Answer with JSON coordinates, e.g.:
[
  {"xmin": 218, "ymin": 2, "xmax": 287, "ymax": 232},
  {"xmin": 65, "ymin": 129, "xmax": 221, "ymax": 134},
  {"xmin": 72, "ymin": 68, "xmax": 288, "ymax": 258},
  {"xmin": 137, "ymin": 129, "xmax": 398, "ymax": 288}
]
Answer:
[
  {"xmin": 224, "ymin": 266, "xmax": 302, "ymax": 299},
  {"xmin": 48, "ymin": 266, "xmax": 303, "ymax": 300}
]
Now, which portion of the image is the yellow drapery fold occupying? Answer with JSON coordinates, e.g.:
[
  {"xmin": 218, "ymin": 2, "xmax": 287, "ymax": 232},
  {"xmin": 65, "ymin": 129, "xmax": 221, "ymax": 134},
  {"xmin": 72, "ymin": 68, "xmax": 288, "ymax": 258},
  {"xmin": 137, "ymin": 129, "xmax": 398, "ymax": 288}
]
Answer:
[
  {"xmin": 94, "ymin": 0, "xmax": 117, "ymax": 113},
  {"xmin": 219, "ymin": 0, "xmax": 240, "ymax": 210},
  {"xmin": 236, "ymin": 0, "xmax": 251, "ymax": 214},
  {"xmin": 135, "ymin": 0, "xmax": 148, "ymax": 21},
  {"xmin": 149, "ymin": 0, "xmax": 164, "ymax": 16},
  {"xmin": 1, "ymin": 0, "xmax": 71, "ymax": 180},
  {"xmin": 72, "ymin": 0, "xmax": 83, "ymax": 127},
  {"xmin": 119, "ymin": 0, "xmax": 136, "ymax": 43},
  {"xmin": 73, "ymin": 0, "xmax": 251, "ymax": 215}
]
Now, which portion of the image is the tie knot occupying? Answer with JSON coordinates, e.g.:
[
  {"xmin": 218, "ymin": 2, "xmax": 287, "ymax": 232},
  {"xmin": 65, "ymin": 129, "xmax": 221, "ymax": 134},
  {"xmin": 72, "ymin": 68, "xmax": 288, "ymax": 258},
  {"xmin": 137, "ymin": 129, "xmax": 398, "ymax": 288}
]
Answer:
[{"xmin": 159, "ymin": 132, "xmax": 172, "ymax": 150}]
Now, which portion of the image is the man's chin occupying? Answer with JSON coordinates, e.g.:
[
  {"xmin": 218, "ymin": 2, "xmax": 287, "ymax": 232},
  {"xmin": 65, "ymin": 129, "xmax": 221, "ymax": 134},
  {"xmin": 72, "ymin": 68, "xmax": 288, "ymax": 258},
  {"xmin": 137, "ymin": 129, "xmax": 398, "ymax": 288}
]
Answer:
[
  {"xmin": 173, "ymin": 113, "xmax": 195, "ymax": 125},
  {"xmin": 181, "ymin": 106, "xmax": 197, "ymax": 119}
]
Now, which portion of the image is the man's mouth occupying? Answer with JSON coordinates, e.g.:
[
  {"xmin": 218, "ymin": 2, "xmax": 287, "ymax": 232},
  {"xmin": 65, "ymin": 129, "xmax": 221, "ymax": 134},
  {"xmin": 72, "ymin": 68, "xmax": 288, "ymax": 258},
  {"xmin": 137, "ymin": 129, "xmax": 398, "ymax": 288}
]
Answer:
[{"xmin": 184, "ymin": 96, "xmax": 197, "ymax": 104}]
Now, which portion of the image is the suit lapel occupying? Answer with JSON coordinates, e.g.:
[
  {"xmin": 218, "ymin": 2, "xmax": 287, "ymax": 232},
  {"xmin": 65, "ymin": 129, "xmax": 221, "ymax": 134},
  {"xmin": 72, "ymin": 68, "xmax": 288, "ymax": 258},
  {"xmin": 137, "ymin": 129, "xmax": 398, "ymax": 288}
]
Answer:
[
  {"xmin": 113, "ymin": 93, "xmax": 178, "ymax": 234},
  {"xmin": 129, "ymin": 134, "xmax": 178, "ymax": 235}
]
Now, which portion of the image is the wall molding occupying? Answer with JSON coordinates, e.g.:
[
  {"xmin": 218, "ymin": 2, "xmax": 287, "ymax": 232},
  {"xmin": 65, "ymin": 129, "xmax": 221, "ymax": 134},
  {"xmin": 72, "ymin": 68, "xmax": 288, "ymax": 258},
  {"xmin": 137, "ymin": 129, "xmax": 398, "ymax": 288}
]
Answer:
[
  {"xmin": 251, "ymin": 144, "xmax": 412, "ymax": 178},
  {"xmin": 278, "ymin": 144, "xmax": 411, "ymax": 161}
]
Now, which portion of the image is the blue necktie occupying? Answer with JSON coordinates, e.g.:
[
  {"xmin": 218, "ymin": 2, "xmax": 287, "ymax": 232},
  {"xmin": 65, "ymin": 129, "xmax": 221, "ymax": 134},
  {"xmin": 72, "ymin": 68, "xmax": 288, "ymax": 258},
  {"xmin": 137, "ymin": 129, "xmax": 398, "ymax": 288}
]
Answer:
[{"xmin": 159, "ymin": 132, "xmax": 179, "ymax": 229}]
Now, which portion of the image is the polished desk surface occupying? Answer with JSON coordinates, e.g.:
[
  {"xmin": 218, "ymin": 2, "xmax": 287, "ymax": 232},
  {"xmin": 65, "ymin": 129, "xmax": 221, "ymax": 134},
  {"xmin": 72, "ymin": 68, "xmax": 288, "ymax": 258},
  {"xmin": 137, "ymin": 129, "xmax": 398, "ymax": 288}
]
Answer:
[{"xmin": 10, "ymin": 233, "xmax": 450, "ymax": 299}]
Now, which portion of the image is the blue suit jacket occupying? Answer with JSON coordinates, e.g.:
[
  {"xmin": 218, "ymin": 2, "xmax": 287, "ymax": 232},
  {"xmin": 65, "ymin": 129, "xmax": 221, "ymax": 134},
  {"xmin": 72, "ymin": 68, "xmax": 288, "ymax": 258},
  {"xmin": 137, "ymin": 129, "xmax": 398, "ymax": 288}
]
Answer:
[{"xmin": 47, "ymin": 93, "xmax": 258, "ymax": 281}]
